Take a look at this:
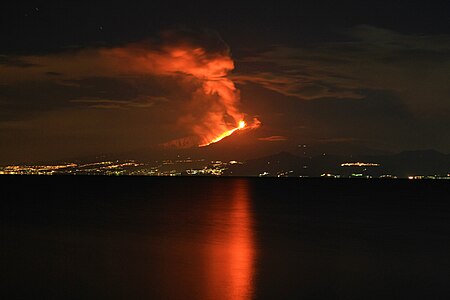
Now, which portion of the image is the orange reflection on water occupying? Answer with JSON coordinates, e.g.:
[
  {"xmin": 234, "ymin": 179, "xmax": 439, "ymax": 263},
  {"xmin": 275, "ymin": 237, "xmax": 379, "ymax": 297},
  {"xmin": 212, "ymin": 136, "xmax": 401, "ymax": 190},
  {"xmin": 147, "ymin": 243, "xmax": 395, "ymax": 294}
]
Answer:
[{"xmin": 204, "ymin": 179, "xmax": 256, "ymax": 300}]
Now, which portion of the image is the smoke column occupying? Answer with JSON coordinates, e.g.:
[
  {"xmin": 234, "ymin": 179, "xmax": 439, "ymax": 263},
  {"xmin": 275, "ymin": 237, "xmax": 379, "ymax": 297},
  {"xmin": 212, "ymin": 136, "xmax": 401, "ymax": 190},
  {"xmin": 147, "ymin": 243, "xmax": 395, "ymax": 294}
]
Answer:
[{"xmin": 102, "ymin": 29, "xmax": 259, "ymax": 147}]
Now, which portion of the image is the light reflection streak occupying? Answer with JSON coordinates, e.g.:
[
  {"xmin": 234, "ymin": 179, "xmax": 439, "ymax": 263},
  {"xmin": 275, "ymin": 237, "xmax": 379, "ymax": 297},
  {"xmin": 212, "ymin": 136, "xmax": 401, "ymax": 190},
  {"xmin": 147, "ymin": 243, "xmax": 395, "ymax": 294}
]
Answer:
[{"xmin": 204, "ymin": 179, "xmax": 256, "ymax": 300}]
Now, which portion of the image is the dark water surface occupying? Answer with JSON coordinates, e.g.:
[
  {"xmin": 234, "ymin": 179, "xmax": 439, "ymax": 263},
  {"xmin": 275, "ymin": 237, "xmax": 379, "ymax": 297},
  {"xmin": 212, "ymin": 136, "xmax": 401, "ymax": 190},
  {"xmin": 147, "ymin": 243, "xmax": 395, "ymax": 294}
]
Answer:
[{"xmin": 1, "ymin": 177, "xmax": 450, "ymax": 299}]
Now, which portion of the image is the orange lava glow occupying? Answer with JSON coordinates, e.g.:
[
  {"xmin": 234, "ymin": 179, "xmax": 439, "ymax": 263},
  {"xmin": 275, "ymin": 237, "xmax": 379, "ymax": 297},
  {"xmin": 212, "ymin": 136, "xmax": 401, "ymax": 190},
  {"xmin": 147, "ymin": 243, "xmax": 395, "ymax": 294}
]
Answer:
[
  {"xmin": 204, "ymin": 179, "xmax": 256, "ymax": 300},
  {"xmin": 199, "ymin": 118, "xmax": 261, "ymax": 147},
  {"xmin": 199, "ymin": 120, "xmax": 246, "ymax": 147},
  {"xmin": 101, "ymin": 34, "xmax": 260, "ymax": 148}
]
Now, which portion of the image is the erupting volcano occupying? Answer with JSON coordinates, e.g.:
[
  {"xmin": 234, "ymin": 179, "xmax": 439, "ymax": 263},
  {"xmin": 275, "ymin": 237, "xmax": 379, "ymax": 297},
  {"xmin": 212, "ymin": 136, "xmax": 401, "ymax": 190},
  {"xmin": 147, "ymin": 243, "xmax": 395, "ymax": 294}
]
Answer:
[
  {"xmin": 199, "ymin": 120, "xmax": 247, "ymax": 147},
  {"xmin": 103, "ymin": 30, "xmax": 260, "ymax": 148}
]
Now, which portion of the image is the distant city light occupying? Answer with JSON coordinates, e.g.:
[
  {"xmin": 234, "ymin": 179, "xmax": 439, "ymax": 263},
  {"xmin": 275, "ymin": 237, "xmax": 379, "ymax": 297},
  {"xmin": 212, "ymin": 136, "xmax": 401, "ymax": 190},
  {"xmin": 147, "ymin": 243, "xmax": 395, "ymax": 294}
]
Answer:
[
  {"xmin": 341, "ymin": 162, "xmax": 380, "ymax": 167},
  {"xmin": 1, "ymin": 159, "xmax": 449, "ymax": 179}
]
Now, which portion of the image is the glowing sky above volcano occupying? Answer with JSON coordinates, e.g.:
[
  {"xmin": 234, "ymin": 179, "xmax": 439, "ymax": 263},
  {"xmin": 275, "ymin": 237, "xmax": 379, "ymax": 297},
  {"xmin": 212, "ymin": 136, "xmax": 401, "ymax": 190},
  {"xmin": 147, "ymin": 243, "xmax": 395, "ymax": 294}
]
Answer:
[
  {"xmin": 2, "ymin": 3, "xmax": 450, "ymax": 164},
  {"xmin": 100, "ymin": 31, "xmax": 260, "ymax": 147}
]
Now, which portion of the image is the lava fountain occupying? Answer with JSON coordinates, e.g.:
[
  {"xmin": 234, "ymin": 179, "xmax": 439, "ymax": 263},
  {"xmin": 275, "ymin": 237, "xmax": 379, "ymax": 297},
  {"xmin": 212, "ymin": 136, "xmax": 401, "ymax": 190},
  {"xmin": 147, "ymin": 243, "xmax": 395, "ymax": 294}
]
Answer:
[
  {"xmin": 199, "ymin": 120, "xmax": 247, "ymax": 147},
  {"xmin": 101, "ymin": 30, "xmax": 260, "ymax": 148}
]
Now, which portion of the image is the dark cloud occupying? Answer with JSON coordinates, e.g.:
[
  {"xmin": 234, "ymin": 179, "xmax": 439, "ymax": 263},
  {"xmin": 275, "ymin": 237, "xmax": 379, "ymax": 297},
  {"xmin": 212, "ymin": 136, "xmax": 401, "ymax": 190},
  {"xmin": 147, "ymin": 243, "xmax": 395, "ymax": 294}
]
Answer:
[
  {"xmin": 0, "ymin": 55, "xmax": 38, "ymax": 68},
  {"xmin": 0, "ymin": 77, "xmax": 168, "ymax": 120},
  {"xmin": 70, "ymin": 96, "xmax": 167, "ymax": 109},
  {"xmin": 1, "ymin": 25, "xmax": 450, "ymax": 163},
  {"xmin": 45, "ymin": 71, "xmax": 63, "ymax": 76},
  {"xmin": 235, "ymin": 26, "xmax": 450, "ymax": 115},
  {"xmin": 239, "ymin": 81, "xmax": 450, "ymax": 152}
]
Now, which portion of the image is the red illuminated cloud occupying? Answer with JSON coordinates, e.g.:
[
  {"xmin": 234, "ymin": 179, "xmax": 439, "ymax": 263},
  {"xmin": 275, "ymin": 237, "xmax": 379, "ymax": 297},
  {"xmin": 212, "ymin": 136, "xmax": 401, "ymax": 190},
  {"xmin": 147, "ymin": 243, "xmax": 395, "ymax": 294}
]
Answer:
[
  {"xmin": 258, "ymin": 135, "xmax": 287, "ymax": 142},
  {"xmin": 100, "ymin": 30, "xmax": 260, "ymax": 147},
  {"xmin": 0, "ymin": 29, "xmax": 260, "ymax": 150}
]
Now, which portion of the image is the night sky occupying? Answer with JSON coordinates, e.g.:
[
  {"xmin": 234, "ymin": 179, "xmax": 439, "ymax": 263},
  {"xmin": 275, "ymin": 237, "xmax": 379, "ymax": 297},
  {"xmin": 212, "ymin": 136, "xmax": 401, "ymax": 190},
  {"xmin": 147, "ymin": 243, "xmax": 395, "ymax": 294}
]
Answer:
[{"xmin": 1, "ymin": 2, "xmax": 450, "ymax": 163}]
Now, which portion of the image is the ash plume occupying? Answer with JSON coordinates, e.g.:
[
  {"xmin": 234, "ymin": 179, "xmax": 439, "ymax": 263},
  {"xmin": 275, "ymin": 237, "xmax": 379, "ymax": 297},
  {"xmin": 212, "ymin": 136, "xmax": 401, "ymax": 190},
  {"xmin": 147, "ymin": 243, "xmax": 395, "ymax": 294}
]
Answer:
[{"xmin": 101, "ymin": 29, "xmax": 258, "ymax": 147}]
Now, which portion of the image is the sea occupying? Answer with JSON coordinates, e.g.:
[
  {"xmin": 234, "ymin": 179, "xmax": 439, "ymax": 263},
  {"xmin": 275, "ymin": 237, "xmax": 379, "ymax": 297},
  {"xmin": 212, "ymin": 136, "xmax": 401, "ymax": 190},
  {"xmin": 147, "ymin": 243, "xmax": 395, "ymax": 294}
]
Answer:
[{"xmin": 1, "ymin": 177, "xmax": 450, "ymax": 299}]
